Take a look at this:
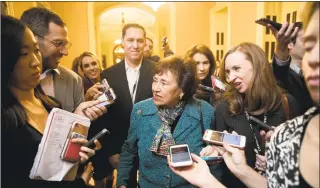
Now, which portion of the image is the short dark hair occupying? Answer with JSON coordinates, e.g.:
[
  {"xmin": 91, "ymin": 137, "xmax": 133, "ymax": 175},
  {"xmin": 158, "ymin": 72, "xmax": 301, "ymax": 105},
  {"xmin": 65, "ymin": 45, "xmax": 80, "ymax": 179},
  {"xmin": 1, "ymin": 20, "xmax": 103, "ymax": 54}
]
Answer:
[
  {"xmin": 154, "ymin": 55, "xmax": 199, "ymax": 102},
  {"xmin": 122, "ymin": 23, "xmax": 146, "ymax": 38},
  {"xmin": 291, "ymin": 22, "xmax": 303, "ymax": 44},
  {"xmin": 186, "ymin": 44, "xmax": 216, "ymax": 87},
  {"xmin": 146, "ymin": 37, "xmax": 153, "ymax": 44},
  {"xmin": 20, "ymin": 7, "xmax": 66, "ymax": 36}
]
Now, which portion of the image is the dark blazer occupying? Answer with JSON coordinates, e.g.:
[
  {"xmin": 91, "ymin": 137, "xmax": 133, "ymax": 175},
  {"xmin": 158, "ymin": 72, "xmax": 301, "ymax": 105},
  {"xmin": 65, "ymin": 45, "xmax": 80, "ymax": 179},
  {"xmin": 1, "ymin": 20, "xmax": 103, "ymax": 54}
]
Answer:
[
  {"xmin": 213, "ymin": 93, "xmax": 300, "ymax": 188},
  {"xmin": 2, "ymin": 105, "xmax": 87, "ymax": 188},
  {"xmin": 272, "ymin": 57, "xmax": 313, "ymax": 115},
  {"xmin": 99, "ymin": 58, "xmax": 155, "ymax": 157}
]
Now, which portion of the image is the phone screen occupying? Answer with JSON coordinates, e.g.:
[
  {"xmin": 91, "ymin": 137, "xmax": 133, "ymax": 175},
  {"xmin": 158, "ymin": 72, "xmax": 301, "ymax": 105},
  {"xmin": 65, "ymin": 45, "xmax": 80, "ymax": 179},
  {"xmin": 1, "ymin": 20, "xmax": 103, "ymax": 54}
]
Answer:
[
  {"xmin": 211, "ymin": 132, "xmax": 241, "ymax": 146},
  {"xmin": 171, "ymin": 146, "xmax": 191, "ymax": 163}
]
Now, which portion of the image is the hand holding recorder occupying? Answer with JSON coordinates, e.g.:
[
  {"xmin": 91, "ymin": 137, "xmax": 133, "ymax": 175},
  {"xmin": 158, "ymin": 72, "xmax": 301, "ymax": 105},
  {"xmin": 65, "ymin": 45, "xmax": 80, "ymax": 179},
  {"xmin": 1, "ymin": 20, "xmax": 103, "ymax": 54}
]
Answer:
[{"xmin": 203, "ymin": 130, "xmax": 246, "ymax": 149}]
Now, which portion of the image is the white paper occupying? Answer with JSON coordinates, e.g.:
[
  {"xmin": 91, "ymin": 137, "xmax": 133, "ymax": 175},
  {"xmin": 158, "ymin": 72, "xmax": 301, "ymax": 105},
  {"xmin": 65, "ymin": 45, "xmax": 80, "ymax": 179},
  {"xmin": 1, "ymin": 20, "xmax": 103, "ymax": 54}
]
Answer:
[{"xmin": 29, "ymin": 108, "xmax": 91, "ymax": 181}]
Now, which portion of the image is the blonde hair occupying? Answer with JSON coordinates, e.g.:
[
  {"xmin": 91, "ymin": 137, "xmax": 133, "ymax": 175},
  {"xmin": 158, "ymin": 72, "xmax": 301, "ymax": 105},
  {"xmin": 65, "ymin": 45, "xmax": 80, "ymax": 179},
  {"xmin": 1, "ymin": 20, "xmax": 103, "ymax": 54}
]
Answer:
[{"xmin": 78, "ymin": 52, "xmax": 102, "ymax": 71}]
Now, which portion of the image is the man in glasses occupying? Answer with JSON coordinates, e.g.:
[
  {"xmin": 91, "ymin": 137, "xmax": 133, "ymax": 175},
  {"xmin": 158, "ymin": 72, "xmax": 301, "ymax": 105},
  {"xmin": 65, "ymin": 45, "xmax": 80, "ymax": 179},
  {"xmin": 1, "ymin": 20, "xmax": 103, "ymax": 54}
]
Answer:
[{"xmin": 21, "ymin": 7, "xmax": 84, "ymax": 112}]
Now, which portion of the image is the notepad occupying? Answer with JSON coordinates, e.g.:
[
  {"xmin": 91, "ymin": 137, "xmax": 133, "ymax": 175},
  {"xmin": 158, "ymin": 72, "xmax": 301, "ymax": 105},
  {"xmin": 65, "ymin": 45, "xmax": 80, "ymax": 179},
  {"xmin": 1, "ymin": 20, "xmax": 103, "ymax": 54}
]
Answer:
[{"xmin": 29, "ymin": 108, "xmax": 90, "ymax": 181}]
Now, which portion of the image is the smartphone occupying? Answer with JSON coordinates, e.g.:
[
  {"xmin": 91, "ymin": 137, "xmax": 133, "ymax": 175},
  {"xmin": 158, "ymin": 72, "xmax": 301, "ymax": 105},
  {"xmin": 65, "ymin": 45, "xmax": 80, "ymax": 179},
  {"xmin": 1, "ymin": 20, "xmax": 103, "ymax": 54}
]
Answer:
[
  {"xmin": 170, "ymin": 144, "xmax": 193, "ymax": 167},
  {"xmin": 255, "ymin": 18, "xmax": 301, "ymax": 31},
  {"xmin": 203, "ymin": 130, "xmax": 246, "ymax": 149},
  {"xmin": 61, "ymin": 122, "xmax": 88, "ymax": 162},
  {"xmin": 198, "ymin": 84, "xmax": 214, "ymax": 92},
  {"xmin": 201, "ymin": 156, "xmax": 223, "ymax": 162},
  {"xmin": 97, "ymin": 79, "xmax": 116, "ymax": 102},
  {"xmin": 84, "ymin": 128, "xmax": 110, "ymax": 149},
  {"xmin": 249, "ymin": 116, "xmax": 274, "ymax": 131},
  {"xmin": 61, "ymin": 132, "xmax": 86, "ymax": 162},
  {"xmin": 211, "ymin": 76, "xmax": 226, "ymax": 91}
]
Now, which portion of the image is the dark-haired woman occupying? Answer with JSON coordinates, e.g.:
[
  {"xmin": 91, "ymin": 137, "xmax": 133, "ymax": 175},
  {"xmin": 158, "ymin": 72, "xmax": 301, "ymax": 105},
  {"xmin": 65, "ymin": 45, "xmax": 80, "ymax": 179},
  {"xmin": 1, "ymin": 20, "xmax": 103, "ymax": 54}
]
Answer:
[
  {"xmin": 1, "ymin": 15, "xmax": 106, "ymax": 188},
  {"xmin": 186, "ymin": 44, "xmax": 222, "ymax": 106},
  {"xmin": 116, "ymin": 56, "xmax": 222, "ymax": 188}
]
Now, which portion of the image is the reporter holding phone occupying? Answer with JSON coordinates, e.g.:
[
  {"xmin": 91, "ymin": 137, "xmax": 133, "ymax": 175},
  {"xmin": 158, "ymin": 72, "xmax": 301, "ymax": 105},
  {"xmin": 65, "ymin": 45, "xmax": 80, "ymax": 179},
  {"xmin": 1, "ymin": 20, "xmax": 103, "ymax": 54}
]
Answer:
[
  {"xmin": 78, "ymin": 52, "xmax": 105, "ymax": 101},
  {"xmin": 117, "ymin": 56, "xmax": 222, "ymax": 188},
  {"xmin": 185, "ymin": 44, "xmax": 223, "ymax": 106},
  {"xmin": 213, "ymin": 42, "xmax": 300, "ymax": 187},
  {"xmin": 1, "ymin": 15, "xmax": 106, "ymax": 188}
]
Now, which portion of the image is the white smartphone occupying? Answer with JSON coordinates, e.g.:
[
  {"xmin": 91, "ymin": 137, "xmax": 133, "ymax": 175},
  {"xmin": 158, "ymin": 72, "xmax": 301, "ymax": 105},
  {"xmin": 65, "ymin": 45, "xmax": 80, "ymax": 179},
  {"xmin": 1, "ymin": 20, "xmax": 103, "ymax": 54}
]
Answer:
[
  {"xmin": 170, "ymin": 144, "xmax": 193, "ymax": 167},
  {"xmin": 203, "ymin": 130, "xmax": 246, "ymax": 149}
]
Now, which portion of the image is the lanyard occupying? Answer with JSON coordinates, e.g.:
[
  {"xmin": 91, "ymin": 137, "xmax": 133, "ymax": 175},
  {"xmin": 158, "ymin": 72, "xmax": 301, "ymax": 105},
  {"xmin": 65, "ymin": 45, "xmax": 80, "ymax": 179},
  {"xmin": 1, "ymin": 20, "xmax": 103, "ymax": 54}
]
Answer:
[{"xmin": 244, "ymin": 110, "xmax": 267, "ymax": 154}]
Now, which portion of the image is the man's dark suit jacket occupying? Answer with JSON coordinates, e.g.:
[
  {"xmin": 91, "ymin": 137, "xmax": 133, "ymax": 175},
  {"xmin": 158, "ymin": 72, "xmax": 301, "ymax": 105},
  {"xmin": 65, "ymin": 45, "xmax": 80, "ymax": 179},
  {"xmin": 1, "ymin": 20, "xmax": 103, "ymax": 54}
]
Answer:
[
  {"xmin": 100, "ymin": 58, "xmax": 155, "ymax": 157},
  {"xmin": 272, "ymin": 57, "xmax": 313, "ymax": 115}
]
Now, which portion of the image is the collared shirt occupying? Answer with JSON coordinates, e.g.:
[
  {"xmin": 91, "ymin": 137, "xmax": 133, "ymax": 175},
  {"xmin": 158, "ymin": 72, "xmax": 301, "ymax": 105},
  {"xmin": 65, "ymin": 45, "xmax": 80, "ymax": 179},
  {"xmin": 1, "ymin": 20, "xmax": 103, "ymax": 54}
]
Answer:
[
  {"xmin": 125, "ymin": 58, "xmax": 142, "ymax": 103},
  {"xmin": 274, "ymin": 55, "xmax": 301, "ymax": 76},
  {"xmin": 40, "ymin": 69, "xmax": 60, "ymax": 97}
]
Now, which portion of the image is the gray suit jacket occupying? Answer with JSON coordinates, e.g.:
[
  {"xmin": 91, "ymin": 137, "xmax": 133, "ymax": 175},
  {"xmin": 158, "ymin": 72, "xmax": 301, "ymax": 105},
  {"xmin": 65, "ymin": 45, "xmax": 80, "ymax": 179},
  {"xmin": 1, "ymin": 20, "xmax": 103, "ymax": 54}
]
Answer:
[{"xmin": 54, "ymin": 65, "xmax": 84, "ymax": 112}]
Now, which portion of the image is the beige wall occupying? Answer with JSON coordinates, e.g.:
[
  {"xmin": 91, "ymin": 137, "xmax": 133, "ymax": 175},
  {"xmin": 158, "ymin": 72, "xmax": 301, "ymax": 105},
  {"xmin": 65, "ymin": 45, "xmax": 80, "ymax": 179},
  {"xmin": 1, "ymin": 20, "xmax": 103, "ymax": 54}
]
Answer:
[
  {"xmin": 174, "ymin": 2, "xmax": 213, "ymax": 56},
  {"xmin": 11, "ymin": 2, "xmax": 35, "ymax": 18},
  {"xmin": 228, "ymin": 2, "xmax": 258, "ymax": 48},
  {"xmin": 9, "ymin": 2, "xmax": 307, "ymax": 69},
  {"xmin": 50, "ymin": 2, "xmax": 90, "ymax": 69}
]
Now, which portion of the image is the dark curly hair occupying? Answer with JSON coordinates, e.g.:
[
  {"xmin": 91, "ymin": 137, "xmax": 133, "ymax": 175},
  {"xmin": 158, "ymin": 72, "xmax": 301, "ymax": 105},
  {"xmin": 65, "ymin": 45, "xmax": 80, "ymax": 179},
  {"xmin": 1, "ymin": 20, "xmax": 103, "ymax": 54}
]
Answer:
[{"xmin": 154, "ymin": 55, "xmax": 199, "ymax": 102}]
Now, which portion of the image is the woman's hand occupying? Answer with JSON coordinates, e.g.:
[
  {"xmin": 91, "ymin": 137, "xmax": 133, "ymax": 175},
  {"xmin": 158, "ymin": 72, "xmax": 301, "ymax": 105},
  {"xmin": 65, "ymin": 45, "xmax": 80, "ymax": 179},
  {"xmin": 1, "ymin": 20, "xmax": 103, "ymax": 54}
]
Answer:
[
  {"xmin": 215, "ymin": 142, "xmax": 247, "ymax": 177},
  {"xmin": 200, "ymin": 145, "xmax": 219, "ymax": 157},
  {"xmin": 167, "ymin": 153, "xmax": 223, "ymax": 188},
  {"xmin": 71, "ymin": 138, "xmax": 102, "ymax": 164},
  {"xmin": 255, "ymin": 154, "xmax": 267, "ymax": 172},
  {"xmin": 260, "ymin": 128, "xmax": 275, "ymax": 142},
  {"xmin": 84, "ymin": 83, "xmax": 105, "ymax": 101},
  {"xmin": 109, "ymin": 154, "xmax": 120, "ymax": 169},
  {"xmin": 74, "ymin": 100, "xmax": 107, "ymax": 121},
  {"xmin": 81, "ymin": 162, "xmax": 94, "ymax": 185}
]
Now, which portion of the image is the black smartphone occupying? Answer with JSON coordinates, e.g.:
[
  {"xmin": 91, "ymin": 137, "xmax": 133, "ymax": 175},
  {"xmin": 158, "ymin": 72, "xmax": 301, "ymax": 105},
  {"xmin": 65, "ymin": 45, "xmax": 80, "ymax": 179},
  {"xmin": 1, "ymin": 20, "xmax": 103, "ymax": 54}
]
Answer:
[
  {"xmin": 249, "ymin": 116, "xmax": 274, "ymax": 131},
  {"xmin": 198, "ymin": 84, "xmax": 214, "ymax": 92},
  {"xmin": 255, "ymin": 18, "xmax": 301, "ymax": 31},
  {"xmin": 84, "ymin": 129, "xmax": 110, "ymax": 149}
]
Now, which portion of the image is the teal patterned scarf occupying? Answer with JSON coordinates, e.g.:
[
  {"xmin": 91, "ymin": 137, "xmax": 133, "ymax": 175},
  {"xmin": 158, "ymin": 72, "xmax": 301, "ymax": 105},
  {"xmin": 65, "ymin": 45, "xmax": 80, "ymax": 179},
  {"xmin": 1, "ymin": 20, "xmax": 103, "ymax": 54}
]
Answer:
[{"xmin": 150, "ymin": 101, "xmax": 186, "ymax": 156}]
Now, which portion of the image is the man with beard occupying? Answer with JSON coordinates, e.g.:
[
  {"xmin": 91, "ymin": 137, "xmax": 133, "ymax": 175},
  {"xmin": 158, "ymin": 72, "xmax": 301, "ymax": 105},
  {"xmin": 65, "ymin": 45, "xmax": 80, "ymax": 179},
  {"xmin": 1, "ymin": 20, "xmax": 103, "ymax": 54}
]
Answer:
[{"xmin": 21, "ymin": 7, "xmax": 84, "ymax": 112}]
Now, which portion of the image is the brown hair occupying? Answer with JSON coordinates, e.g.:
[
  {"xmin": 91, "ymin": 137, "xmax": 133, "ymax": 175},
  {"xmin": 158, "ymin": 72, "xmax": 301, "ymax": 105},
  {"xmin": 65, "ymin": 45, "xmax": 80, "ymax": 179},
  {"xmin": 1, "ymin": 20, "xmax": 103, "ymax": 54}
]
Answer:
[
  {"xmin": 78, "ymin": 52, "xmax": 101, "ymax": 71},
  {"xmin": 186, "ymin": 44, "xmax": 216, "ymax": 87},
  {"xmin": 122, "ymin": 23, "xmax": 146, "ymax": 39},
  {"xmin": 219, "ymin": 42, "xmax": 283, "ymax": 115},
  {"xmin": 154, "ymin": 55, "xmax": 199, "ymax": 102}
]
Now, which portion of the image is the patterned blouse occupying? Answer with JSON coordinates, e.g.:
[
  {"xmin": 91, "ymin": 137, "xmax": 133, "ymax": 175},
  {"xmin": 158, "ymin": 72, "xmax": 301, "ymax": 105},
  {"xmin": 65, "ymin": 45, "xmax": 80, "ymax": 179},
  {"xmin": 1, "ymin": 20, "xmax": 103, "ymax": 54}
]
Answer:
[{"xmin": 267, "ymin": 107, "xmax": 319, "ymax": 187}]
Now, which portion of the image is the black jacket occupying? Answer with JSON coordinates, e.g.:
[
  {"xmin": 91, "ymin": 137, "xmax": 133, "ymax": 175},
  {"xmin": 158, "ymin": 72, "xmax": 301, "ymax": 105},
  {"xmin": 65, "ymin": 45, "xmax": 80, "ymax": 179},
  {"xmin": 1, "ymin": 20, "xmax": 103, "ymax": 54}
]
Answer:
[
  {"xmin": 99, "ymin": 58, "xmax": 155, "ymax": 157},
  {"xmin": 272, "ymin": 57, "xmax": 313, "ymax": 115}
]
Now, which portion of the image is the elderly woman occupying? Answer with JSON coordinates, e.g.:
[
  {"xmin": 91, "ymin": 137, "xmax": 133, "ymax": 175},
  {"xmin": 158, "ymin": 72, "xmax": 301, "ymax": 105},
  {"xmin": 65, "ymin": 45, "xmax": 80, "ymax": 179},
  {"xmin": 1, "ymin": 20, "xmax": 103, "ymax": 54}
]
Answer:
[
  {"xmin": 168, "ymin": 3, "xmax": 319, "ymax": 188},
  {"xmin": 1, "ymin": 15, "xmax": 106, "ymax": 188},
  {"xmin": 116, "ymin": 56, "xmax": 222, "ymax": 188}
]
